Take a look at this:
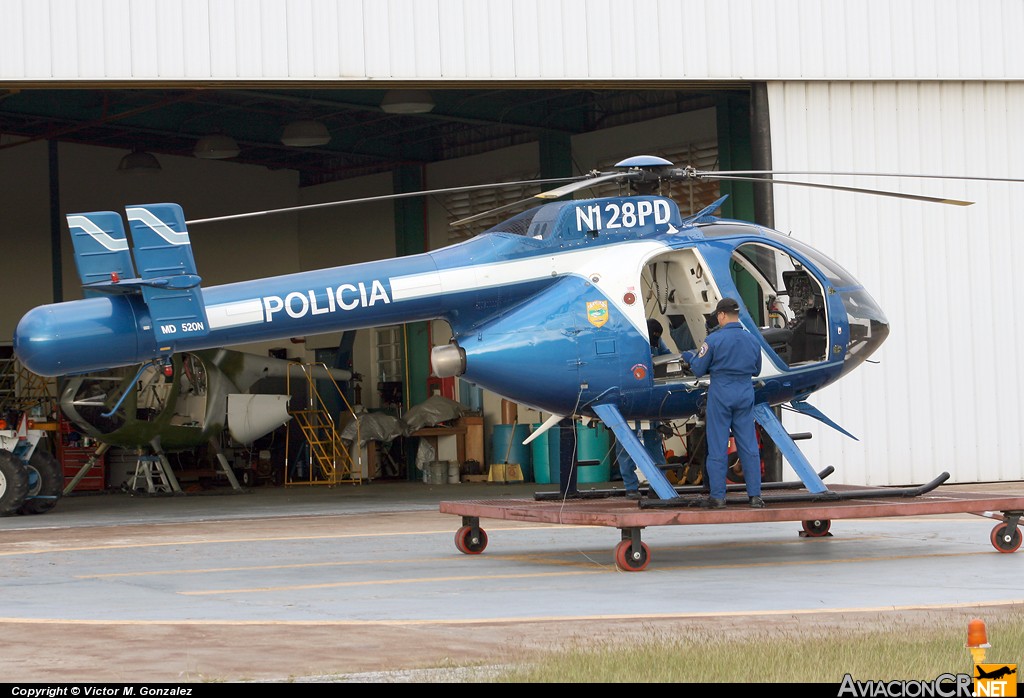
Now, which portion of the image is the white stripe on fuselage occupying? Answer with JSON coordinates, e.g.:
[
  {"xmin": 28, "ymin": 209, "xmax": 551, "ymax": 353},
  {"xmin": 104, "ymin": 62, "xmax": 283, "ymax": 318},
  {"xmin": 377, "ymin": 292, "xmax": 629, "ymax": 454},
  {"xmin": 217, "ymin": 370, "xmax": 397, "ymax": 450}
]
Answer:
[
  {"xmin": 205, "ymin": 240, "xmax": 676, "ymax": 332},
  {"xmin": 390, "ymin": 241, "xmax": 671, "ymax": 333},
  {"xmin": 205, "ymin": 240, "xmax": 796, "ymax": 384},
  {"xmin": 206, "ymin": 299, "xmax": 265, "ymax": 330}
]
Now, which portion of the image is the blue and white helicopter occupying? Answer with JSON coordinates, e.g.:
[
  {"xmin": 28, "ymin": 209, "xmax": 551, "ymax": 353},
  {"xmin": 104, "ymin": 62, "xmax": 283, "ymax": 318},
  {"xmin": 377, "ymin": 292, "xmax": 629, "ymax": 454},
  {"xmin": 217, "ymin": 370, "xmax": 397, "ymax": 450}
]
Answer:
[{"xmin": 12, "ymin": 156, "xmax": 984, "ymax": 504}]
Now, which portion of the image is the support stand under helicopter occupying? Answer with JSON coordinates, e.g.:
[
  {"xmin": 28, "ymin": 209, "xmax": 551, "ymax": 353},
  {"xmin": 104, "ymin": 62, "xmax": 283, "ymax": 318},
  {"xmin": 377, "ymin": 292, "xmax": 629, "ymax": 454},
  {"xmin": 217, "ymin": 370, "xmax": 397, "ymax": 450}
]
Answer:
[
  {"xmin": 441, "ymin": 473, "xmax": 1024, "ymax": 571},
  {"xmin": 441, "ymin": 404, "xmax": 1024, "ymax": 571}
]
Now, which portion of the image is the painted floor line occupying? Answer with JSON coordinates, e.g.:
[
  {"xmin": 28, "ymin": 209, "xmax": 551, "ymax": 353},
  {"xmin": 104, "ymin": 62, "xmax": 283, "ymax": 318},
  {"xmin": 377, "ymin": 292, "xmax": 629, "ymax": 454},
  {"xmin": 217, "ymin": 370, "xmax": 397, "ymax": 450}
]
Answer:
[
  {"xmin": 0, "ymin": 524, "xmax": 581, "ymax": 557},
  {"xmin": 176, "ymin": 549, "xmax": 996, "ymax": 595}
]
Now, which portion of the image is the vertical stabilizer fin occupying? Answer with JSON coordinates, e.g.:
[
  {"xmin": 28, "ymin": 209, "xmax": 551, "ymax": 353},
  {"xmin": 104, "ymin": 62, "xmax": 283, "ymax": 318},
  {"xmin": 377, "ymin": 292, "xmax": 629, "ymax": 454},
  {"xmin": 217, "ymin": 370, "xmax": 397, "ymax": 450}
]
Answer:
[
  {"xmin": 66, "ymin": 211, "xmax": 137, "ymax": 295},
  {"xmin": 125, "ymin": 203, "xmax": 209, "ymax": 347}
]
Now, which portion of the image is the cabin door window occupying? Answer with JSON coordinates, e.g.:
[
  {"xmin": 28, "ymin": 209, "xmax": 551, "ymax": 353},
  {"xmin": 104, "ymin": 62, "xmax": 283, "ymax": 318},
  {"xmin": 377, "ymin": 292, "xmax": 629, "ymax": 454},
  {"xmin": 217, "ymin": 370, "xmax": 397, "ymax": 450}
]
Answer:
[{"xmin": 731, "ymin": 243, "xmax": 830, "ymax": 368}]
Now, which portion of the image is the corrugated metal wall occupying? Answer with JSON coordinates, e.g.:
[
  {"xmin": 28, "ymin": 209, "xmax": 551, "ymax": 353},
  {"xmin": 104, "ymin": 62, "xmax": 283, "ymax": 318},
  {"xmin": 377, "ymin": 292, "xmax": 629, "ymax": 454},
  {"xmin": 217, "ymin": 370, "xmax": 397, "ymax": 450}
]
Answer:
[
  {"xmin": 2, "ymin": 0, "xmax": 1022, "ymax": 81},
  {"xmin": 768, "ymin": 81, "xmax": 1024, "ymax": 485}
]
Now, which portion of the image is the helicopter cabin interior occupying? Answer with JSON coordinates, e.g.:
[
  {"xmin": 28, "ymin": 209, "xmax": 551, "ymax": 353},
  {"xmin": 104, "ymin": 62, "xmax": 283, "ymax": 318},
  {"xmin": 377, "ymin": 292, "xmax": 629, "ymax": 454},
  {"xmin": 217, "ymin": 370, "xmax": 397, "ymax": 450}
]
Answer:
[
  {"xmin": 67, "ymin": 355, "xmax": 209, "ymax": 434},
  {"xmin": 123, "ymin": 357, "xmax": 210, "ymax": 430},
  {"xmin": 644, "ymin": 241, "xmax": 829, "ymax": 381}
]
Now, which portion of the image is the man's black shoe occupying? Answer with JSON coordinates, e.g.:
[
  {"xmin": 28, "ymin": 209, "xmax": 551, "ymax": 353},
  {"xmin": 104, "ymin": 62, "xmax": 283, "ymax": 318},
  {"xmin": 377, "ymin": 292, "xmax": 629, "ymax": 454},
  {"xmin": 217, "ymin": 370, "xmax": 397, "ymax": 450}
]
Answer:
[
  {"xmin": 749, "ymin": 496, "xmax": 766, "ymax": 509},
  {"xmin": 625, "ymin": 490, "xmax": 641, "ymax": 500},
  {"xmin": 703, "ymin": 497, "xmax": 726, "ymax": 509}
]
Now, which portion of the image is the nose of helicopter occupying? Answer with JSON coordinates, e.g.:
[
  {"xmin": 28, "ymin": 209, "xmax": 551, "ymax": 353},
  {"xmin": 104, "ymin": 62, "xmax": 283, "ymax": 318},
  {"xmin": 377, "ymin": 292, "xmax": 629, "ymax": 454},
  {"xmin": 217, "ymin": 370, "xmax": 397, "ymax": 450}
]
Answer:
[
  {"xmin": 836, "ymin": 286, "xmax": 889, "ymax": 373},
  {"xmin": 762, "ymin": 228, "xmax": 890, "ymax": 375}
]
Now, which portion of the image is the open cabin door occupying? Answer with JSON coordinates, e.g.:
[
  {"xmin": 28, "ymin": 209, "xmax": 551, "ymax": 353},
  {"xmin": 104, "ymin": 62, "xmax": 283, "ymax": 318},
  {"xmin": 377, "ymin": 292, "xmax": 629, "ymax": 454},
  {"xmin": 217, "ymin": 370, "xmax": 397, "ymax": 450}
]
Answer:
[
  {"xmin": 639, "ymin": 241, "xmax": 835, "ymax": 384},
  {"xmin": 729, "ymin": 242, "xmax": 832, "ymax": 370},
  {"xmin": 641, "ymin": 248, "xmax": 720, "ymax": 384}
]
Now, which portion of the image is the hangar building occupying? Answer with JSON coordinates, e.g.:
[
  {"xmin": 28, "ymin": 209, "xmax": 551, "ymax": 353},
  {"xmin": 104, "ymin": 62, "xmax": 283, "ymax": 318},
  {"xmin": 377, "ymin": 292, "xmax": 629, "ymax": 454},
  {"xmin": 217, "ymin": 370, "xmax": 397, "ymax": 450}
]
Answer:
[{"xmin": 1, "ymin": 0, "xmax": 1021, "ymax": 491}]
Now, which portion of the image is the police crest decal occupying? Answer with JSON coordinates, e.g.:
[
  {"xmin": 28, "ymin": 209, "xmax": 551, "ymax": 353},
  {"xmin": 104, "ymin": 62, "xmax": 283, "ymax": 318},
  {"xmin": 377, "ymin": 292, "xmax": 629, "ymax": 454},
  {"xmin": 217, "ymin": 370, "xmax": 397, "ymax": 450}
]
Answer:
[{"xmin": 586, "ymin": 300, "xmax": 609, "ymax": 328}]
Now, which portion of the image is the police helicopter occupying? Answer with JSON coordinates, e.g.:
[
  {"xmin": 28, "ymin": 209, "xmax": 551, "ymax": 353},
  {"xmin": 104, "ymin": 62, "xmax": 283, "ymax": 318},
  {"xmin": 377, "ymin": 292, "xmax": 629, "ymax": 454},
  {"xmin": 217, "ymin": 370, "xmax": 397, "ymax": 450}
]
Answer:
[{"xmin": 12, "ymin": 155, "xmax": 1005, "ymax": 505}]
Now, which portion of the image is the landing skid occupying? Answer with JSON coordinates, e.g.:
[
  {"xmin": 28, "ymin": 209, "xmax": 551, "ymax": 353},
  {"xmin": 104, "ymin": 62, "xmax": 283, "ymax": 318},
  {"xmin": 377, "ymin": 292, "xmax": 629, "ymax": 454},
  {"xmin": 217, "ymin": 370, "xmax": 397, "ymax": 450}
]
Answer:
[
  {"xmin": 532, "ymin": 466, "xmax": 837, "ymax": 502},
  {"xmin": 639, "ymin": 471, "xmax": 949, "ymax": 508}
]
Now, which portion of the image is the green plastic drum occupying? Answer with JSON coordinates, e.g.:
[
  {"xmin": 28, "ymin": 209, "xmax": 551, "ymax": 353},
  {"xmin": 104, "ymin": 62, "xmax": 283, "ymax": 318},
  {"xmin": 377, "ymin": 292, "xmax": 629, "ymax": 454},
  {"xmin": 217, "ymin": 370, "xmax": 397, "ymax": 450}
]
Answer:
[
  {"xmin": 575, "ymin": 422, "xmax": 612, "ymax": 483},
  {"xmin": 526, "ymin": 422, "xmax": 612, "ymax": 485},
  {"xmin": 530, "ymin": 424, "xmax": 553, "ymax": 484}
]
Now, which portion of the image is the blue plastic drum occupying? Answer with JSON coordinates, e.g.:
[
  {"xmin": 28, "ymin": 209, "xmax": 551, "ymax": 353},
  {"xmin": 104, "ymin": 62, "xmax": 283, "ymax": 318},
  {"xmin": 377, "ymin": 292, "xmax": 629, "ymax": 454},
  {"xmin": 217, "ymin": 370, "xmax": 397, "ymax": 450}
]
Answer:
[{"xmin": 491, "ymin": 424, "xmax": 533, "ymax": 481}]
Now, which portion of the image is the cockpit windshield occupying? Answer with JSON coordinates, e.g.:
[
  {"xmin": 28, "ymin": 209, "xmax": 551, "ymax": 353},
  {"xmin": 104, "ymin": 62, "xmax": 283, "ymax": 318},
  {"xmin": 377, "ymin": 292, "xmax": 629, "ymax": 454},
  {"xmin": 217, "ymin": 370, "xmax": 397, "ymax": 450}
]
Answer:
[
  {"xmin": 731, "ymin": 242, "xmax": 829, "ymax": 366},
  {"xmin": 760, "ymin": 230, "xmax": 889, "ymax": 370},
  {"xmin": 761, "ymin": 230, "xmax": 861, "ymax": 288}
]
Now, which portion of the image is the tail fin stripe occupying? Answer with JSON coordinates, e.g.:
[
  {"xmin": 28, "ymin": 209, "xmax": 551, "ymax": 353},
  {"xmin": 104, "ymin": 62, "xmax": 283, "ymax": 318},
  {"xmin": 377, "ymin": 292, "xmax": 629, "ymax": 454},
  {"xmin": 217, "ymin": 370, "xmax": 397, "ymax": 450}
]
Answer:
[
  {"xmin": 66, "ymin": 215, "xmax": 130, "ymax": 251},
  {"xmin": 125, "ymin": 207, "xmax": 191, "ymax": 245}
]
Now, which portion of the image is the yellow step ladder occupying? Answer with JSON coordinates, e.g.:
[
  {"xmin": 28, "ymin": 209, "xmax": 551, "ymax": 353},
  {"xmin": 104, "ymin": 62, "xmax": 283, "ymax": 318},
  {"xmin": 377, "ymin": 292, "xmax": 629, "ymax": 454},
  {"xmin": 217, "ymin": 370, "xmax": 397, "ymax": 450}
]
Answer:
[
  {"xmin": 289, "ymin": 409, "xmax": 359, "ymax": 484},
  {"xmin": 285, "ymin": 362, "xmax": 362, "ymax": 487}
]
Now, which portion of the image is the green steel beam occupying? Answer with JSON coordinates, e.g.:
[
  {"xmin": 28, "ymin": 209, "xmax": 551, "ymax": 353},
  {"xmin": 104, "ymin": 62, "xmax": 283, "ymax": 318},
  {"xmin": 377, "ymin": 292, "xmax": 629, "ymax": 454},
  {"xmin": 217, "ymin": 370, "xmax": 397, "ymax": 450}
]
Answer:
[
  {"xmin": 716, "ymin": 93, "xmax": 755, "ymax": 222},
  {"xmin": 539, "ymin": 132, "xmax": 574, "ymax": 180},
  {"xmin": 392, "ymin": 165, "xmax": 431, "ymax": 481}
]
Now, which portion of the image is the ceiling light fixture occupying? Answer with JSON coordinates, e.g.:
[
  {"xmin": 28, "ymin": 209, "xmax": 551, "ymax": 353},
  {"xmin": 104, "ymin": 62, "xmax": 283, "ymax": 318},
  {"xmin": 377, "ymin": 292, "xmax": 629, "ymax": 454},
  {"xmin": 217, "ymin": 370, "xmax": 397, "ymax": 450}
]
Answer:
[
  {"xmin": 380, "ymin": 89, "xmax": 435, "ymax": 114},
  {"xmin": 193, "ymin": 134, "xmax": 240, "ymax": 159},
  {"xmin": 117, "ymin": 149, "xmax": 161, "ymax": 174},
  {"xmin": 280, "ymin": 120, "xmax": 331, "ymax": 147}
]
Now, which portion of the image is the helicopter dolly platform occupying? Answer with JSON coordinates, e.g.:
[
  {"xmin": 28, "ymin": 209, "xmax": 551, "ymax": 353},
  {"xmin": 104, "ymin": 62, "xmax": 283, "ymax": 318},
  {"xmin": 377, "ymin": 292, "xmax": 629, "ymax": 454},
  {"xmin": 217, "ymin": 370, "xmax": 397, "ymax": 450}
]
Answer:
[{"xmin": 439, "ymin": 476, "xmax": 1024, "ymax": 571}]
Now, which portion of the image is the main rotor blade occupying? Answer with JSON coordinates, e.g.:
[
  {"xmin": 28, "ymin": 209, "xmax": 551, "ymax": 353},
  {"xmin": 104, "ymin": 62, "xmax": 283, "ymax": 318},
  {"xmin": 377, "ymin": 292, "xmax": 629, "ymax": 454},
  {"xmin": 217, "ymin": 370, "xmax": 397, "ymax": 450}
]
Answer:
[
  {"xmin": 705, "ymin": 174, "xmax": 974, "ymax": 206},
  {"xmin": 710, "ymin": 170, "xmax": 1024, "ymax": 183},
  {"xmin": 451, "ymin": 171, "xmax": 640, "ymax": 228},
  {"xmin": 185, "ymin": 176, "xmax": 586, "ymax": 226},
  {"xmin": 534, "ymin": 171, "xmax": 639, "ymax": 199}
]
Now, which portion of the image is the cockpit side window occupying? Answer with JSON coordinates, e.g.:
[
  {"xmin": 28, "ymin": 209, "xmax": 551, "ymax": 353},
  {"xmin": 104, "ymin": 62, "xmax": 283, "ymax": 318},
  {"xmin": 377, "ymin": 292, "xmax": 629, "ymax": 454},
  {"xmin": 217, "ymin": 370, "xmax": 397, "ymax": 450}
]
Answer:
[{"xmin": 732, "ymin": 243, "xmax": 829, "ymax": 367}]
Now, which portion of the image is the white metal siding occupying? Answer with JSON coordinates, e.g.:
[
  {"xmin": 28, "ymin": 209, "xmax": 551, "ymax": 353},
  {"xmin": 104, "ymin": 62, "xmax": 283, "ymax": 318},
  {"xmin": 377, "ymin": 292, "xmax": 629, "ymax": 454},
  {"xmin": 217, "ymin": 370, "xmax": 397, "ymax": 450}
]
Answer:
[
  {"xmin": 2, "ymin": 0, "xmax": 1023, "ymax": 81},
  {"xmin": 768, "ymin": 80, "xmax": 1024, "ymax": 486}
]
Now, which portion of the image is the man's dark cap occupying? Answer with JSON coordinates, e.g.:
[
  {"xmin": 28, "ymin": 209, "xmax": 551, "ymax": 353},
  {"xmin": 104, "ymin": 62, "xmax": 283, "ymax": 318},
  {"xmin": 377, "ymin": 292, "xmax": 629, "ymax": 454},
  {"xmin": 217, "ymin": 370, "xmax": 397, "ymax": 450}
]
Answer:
[{"xmin": 715, "ymin": 298, "xmax": 740, "ymax": 314}]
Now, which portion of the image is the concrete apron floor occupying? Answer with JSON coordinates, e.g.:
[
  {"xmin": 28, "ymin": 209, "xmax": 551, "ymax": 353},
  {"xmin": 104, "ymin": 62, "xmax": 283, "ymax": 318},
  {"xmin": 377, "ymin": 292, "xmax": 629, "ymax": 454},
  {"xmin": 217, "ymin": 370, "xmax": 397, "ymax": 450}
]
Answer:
[{"xmin": 1, "ymin": 477, "xmax": 1022, "ymax": 682}]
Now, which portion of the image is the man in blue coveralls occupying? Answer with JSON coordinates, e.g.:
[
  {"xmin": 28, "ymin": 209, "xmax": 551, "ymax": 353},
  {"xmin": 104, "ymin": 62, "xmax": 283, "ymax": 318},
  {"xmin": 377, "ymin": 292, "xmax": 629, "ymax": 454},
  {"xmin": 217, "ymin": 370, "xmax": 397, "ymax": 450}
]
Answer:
[
  {"xmin": 683, "ymin": 298, "xmax": 765, "ymax": 509},
  {"xmin": 617, "ymin": 319, "xmax": 673, "ymax": 499}
]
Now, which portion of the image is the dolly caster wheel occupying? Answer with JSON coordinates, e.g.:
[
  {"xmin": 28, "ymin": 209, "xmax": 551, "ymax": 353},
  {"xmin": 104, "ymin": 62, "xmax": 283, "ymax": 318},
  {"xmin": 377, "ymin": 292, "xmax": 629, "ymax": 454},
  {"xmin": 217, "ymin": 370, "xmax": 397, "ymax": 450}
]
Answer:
[
  {"xmin": 614, "ymin": 540, "xmax": 650, "ymax": 572},
  {"xmin": 801, "ymin": 519, "xmax": 832, "ymax": 537},
  {"xmin": 455, "ymin": 525, "xmax": 488, "ymax": 554},
  {"xmin": 990, "ymin": 523, "xmax": 1022, "ymax": 553}
]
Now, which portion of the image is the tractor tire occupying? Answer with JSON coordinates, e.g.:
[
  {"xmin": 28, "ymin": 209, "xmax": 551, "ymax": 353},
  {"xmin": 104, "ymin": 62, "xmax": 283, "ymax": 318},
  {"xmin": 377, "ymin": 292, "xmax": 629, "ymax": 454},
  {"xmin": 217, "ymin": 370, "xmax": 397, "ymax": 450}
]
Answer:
[
  {"xmin": 0, "ymin": 450, "xmax": 29, "ymax": 517},
  {"xmin": 19, "ymin": 450, "xmax": 64, "ymax": 515}
]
